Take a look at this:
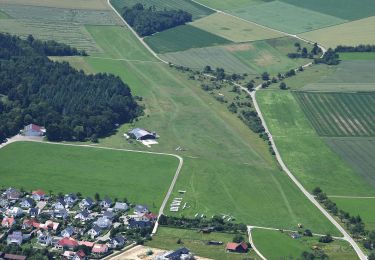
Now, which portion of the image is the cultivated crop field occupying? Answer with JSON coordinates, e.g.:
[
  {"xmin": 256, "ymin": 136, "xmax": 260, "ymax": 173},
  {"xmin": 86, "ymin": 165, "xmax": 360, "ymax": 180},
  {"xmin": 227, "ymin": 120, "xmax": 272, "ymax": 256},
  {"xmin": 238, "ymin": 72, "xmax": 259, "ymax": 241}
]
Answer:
[
  {"xmin": 300, "ymin": 16, "xmax": 375, "ymax": 48},
  {"xmin": 0, "ymin": 9, "xmax": 10, "ymax": 18},
  {"xmin": 191, "ymin": 12, "xmax": 283, "ymax": 43},
  {"xmin": 0, "ymin": 0, "xmax": 110, "ymax": 10},
  {"xmin": 146, "ymin": 227, "xmax": 260, "ymax": 260},
  {"xmin": 196, "ymin": 0, "xmax": 265, "ymax": 11},
  {"xmin": 294, "ymin": 92, "xmax": 375, "ymax": 137},
  {"xmin": 110, "ymin": 0, "xmax": 214, "ymax": 20},
  {"xmin": 144, "ymin": 25, "xmax": 231, "ymax": 53},
  {"xmin": 340, "ymin": 52, "xmax": 375, "ymax": 61},
  {"xmin": 229, "ymin": 1, "xmax": 345, "ymax": 34},
  {"xmin": 252, "ymin": 229, "xmax": 357, "ymax": 260},
  {"xmin": 325, "ymin": 138, "xmax": 375, "ymax": 188},
  {"xmin": 0, "ymin": 142, "xmax": 179, "ymax": 208},
  {"xmin": 301, "ymin": 83, "xmax": 375, "ymax": 92}
]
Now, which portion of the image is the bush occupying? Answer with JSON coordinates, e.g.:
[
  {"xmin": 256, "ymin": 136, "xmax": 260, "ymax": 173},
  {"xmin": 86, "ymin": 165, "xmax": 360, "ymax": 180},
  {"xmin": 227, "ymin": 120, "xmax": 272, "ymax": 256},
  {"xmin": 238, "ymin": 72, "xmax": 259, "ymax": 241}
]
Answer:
[{"xmin": 319, "ymin": 234, "xmax": 333, "ymax": 243}]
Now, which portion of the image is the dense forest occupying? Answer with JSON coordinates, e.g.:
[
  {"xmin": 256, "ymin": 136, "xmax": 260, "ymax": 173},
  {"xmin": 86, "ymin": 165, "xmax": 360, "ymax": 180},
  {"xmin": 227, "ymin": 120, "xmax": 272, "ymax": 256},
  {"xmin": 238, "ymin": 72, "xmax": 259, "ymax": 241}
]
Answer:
[
  {"xmin": 335, "ymin": 44, "xmax": 375, "ymax": 52},
  {"xmin": 122, "ymin": 3, "xmax": 192, "ymax": 37},
  {"xmin": 0, "ymin": 33, "xmax": 141, "ymax": 143}
]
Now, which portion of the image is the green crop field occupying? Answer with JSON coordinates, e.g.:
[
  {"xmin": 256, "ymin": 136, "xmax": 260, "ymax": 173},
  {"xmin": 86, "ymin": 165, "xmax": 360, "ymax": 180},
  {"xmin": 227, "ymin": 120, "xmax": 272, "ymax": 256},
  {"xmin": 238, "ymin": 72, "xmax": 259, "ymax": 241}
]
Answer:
[
  {"xmin": 144, "ymin": 25, "xmax": 232, "ymax": 53},
  {"xmin": 110, "ymin": 0, "xmax": 214, "ymax": 20},
  {"xmin": 320, "ymin": 61, "xmax": 375, "ymax": 84},
  {"xmin": 256, "ymin": 90, "xmax": 375, "ymax": 197},
  {"xmin": 229, "ymin": 1, "xmax": 346, "ymax": 34},
  {"xmin": 300, "ymin": 16, "xmax": 375, "ymax": 48},
  {"xmin": 191, "ymin": 12, "xmax": 283, "ymax": 43},
  {"xmin": 281, "ymin": 0, "xmax": 375, "ymax": 20},
  {"xmin": 301, "ymin": 83, "xmax": 375, "ymax": 92},
  {"xmin": 0, "ymin": 142, "xmax": 179, "ymax": 208},
  {"xmin": 294, "ymin": 92, "xmax": 375, "ymax": 137},
  {"xmin": 340, "ymin": 52, "xmax": 375, "ymax": 61},
  {"xmin": 160, "ymin": 37, "xmax": 311, "ymax": 75},
  {"xmin": 0, "ymin": 0, "xmax": 110, "ymax": 10},
  {"xmin": 50, "ymin": 56, "xmax": 96, "ymax": 75},
  {"xmin": 252, "ymin": 229, "xmax": 357, "ymax": 260},
  {"xmin": 77, "ymin": 25, "xmax": 341, "ymax": 235},
  {"xmin": 331, "ymin": 198, "xmax": 375, "ymax": 230},
  {"xmin": 0, "ymin": 10, "xmax": 10, "ymax": 18},
  {"xmin": 325, "ymin": 137, "xmax": 375, "ymax": 188},
  {"xmin": 196, "ymin": 0, "xmax": 266, "ymax": 11},
  {"xmin": 146, "ymin": 227, "xmax": 260, "ymax": 260}
]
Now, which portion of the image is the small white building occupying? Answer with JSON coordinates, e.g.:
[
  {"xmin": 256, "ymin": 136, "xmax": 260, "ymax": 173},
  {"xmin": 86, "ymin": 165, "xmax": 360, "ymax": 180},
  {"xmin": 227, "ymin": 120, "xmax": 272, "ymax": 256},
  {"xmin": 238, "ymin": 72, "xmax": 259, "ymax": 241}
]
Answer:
[{"xmin": 23, "ymin": 124, "xmax": 45, "ymax": 136}]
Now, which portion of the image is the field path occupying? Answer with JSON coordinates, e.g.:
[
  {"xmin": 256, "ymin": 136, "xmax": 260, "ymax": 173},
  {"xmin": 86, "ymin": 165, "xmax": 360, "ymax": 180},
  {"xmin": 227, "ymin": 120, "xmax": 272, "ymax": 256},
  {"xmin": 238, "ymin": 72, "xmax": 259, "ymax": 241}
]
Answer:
[{"xmin": 0, "ymin": 135, "xmax": 183, "ymax": 235}]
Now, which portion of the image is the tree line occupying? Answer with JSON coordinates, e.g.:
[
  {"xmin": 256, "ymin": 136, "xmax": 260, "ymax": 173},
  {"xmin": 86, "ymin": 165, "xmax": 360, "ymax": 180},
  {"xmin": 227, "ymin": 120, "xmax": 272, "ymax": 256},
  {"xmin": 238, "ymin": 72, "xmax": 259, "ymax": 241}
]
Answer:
[
  {"xmin": 0, "ymin": 33, "xmax": 141, "ymax": 143},
  {"xmin": 335, "ymin": 44, "xmax": 375, "ymax": 53}
]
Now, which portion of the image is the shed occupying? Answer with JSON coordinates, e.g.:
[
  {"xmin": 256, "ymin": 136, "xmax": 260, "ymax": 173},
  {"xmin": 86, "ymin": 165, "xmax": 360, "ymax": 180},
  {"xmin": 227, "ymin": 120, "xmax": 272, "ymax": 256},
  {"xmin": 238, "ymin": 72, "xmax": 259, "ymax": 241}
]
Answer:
[
  {"xmin": 128, "ymin": 128, "xmax": 157, "ymax": 140},
  {"xmin": 23, "ymin": 124, "xmax": 45, "ymax": 136}
]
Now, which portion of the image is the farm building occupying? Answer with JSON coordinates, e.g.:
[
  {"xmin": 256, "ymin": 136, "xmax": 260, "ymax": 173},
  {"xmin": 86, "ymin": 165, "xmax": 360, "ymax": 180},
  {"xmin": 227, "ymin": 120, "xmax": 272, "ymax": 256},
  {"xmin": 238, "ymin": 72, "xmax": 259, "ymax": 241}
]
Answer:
[
  {"xmin": 23, "ymin": 124, "xmax": 46, "ymax": 137},
  {"xmin": 128, "ymin": 128, "xmax": 157, "ymax": 140},
  {"xmin": 226, "ymin": 242, "xmax": 249, "ymax": 253}
]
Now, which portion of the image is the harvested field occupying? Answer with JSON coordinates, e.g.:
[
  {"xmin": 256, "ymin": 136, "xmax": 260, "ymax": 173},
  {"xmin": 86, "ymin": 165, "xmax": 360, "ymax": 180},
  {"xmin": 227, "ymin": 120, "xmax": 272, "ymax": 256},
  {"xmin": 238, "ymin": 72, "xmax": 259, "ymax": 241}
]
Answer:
[
  {"xmin": 191, "ymin": 12, "xmax": 283, "ymax": 42},
  {"xmin": 0, "ymin": 0, "xmax": 110, "ymax": 10}
]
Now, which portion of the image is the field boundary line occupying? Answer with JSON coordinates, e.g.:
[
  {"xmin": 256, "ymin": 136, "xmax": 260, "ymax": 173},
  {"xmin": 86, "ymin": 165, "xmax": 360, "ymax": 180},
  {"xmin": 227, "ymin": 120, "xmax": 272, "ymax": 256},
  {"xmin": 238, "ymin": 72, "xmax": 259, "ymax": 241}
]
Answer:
[{"xmin": 0, "ymin": 136, "xmax": 183, "ymax": 236}]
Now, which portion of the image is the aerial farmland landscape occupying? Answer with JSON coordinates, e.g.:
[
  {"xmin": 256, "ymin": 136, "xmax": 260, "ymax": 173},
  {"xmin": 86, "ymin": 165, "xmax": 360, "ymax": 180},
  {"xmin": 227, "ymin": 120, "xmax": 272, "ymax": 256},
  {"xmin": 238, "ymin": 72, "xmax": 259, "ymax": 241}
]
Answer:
[{"xmin": 0, "ymin": 0, "xmax": 374, "ymax": 259}]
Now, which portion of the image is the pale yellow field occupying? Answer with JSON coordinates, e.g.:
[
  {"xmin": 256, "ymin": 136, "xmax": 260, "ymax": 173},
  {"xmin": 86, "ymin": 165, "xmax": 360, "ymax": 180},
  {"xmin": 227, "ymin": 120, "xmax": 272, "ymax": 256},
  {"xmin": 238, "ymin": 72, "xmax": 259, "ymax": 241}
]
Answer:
[
  {"xmin": 0, "ymin": 0, "xmax": 109, "ymax": 10},
  {"xmin": 299, "ymin": 16, "xmax": 375, "ymax": 48},
  {"xmin": 191, "ymin": 12, "xmax": 283, "ymax": 42}
]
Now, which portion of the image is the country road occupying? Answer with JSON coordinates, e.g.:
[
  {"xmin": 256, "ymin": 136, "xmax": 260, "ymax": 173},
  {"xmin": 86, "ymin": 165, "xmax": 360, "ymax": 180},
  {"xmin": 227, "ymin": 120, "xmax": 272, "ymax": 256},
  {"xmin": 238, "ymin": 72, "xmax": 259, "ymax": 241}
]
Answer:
[{"xmin": 106, "ymin": 0, "xmax": 366, "ymax": 259}]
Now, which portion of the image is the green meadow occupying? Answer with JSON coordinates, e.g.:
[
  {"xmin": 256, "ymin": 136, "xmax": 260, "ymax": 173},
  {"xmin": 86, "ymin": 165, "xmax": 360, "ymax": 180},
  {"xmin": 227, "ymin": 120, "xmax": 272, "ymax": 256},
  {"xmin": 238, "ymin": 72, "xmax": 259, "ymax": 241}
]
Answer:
[
  {"xmin": 0, "ymin": 142, "xmax": 178, "ymax": 208},
  {"xmin": 340, "ymin": 52, "xmax": 375, "ymax": 61}
]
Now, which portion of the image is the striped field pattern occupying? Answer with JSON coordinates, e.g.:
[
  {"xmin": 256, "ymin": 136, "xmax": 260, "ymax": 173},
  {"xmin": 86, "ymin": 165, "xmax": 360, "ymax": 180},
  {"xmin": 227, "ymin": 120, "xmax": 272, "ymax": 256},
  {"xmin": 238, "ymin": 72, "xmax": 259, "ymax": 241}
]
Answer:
[{"xmin": 293, "ymin": 91, "xmax": 375, "ymax": 137}]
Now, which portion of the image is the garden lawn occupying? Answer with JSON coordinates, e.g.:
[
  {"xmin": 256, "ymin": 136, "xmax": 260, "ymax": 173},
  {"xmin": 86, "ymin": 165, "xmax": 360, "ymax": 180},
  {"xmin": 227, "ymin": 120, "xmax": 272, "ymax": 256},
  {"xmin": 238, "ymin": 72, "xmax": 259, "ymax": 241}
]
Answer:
[
  {"xmin": 110, "ymin": 0, "xmax": 214, "ymax": 20},
  {"xmin": 256, "ymin": 90, "xmax": 375, "ymax": 196},
  {"xmin": 144, "ymin": 25, "xmax": 232, "ymax": 53},
  {"xmin": 0, "ymin": 142, "xmax": 179, "ymax": 208},
  {"xmin": 299, "ymin": 17, "xmax": 375, "ymax": 48},
  {"xmin": 252, "ymin": 229, "xmax": 357, "ymax": 260},
  {"xmin": 191, "ymin": 12, "xmax": 283, "ymax": 43},
  {"xmin": 146, "ymin": 227, "xmax": 260, "ymax": 260},
  {"xmin": 331, "ymin": 198, "xmax": 375, "ymax": 230},
  {"xmin": 229, "ymin": 1, "xmax": 346, "ymax": 34}
]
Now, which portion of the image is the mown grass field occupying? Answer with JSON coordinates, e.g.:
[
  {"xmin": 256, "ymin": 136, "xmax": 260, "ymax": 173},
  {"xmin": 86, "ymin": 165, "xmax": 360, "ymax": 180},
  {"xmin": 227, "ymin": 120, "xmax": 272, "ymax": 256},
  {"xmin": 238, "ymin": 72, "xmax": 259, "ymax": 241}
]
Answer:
[
  {"xmin": 301, "ymin": 83, "xmax": 375, "ymax": 92},
  {"xmin": 50, "ymin": 56, "xmax": 96, "ymax": 75},
  {"xmin": 340, "ymin": 52, "xmax": 375, "ymax": 61},
  {"xmin": 80, "ymin": 25, "xmax": 340, "ymax": 234},
  {"xmin": 191, "ymin": 12, "xmax": 283, "ymax": 43},
  {"xmin": 0, "ymin": 0, "xmax": 110, "ymax": 10},
  {"xmin": 0, "ymin": 142, "xmax": 179, "ymax": 208},
  {"xmin": 320, "ymin": 61, "xmax": 375, "ymax": 84},
  {"xmin": 281, "ymin": 0, "xmax": 375, "ymax": 20},
  {"xmin": 196, "ymin": 0, "xmax": 265, "ymax": 11},
  {"xmin": 0, "ymin": 9, "xmax": 10, "ymax": 18},
  {"xmin": 229, "ymin": 1, "xmax": 346, "ymax": 34},
  {"xmin": 110, "ymin": 0, "xmax": 214, "ymax": 20},
  {"xmin": 325, "ymin": 137, "xmax": 375, "ymax": 188},
  {"xmin": 144, "ymin": 25, "xmax": 232, "ymax": 53},
  {"xmin": 256, "ymin": 90, "xmax": 375, "ymax": 197},
  {"xmin": 146, "ymin": 227, "xmax": 260, "ymax": 260},
  {"xmin": 331, "ymin": 198, "xmax": 375, "ymax": 230},
  {"xmin": 252, "ymin": 229, "xmax": 357, "ymax": 260},
  {"xmin": 294, "ymin": 92, "xmax": 375, "ymax": 137},
  {"xmin": 300, "ymin": 16, "xmax": 375, "ymax": 48}
]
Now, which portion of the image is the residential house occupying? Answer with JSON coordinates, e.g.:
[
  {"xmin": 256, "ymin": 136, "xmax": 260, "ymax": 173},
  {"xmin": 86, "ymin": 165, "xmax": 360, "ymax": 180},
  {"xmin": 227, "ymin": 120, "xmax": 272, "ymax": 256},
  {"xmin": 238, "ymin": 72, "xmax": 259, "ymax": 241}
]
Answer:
[
  {"xmin": 141, "ymin": 213, "xmax": 158, "ymax": 222},
  {"xmin": 103, "ymin": 211, "xmax": 114, "ymax": 220},
  {"xmin": 54, "ymin": 198, "xmax": 67, "ymax": 210},
  {"xmin": 74, "ymin": 209, "xmax": 91, "ymax": 222},
  {"xmin": 23, "ymin": 124, "xmax": 45, "ymax": 136},
  {"xmin": 78, "ymin": 241, "xmax": 94, "ymax": 248},
  {"xmin": 100, "ymin": 197, "xmax": 112, "ymax": 209},
  {"xmin": 54, "ymin": 209, "xmax": 69, "ymax": 219},
  {"xmin": 4, "ymin": 188, "xmax": 21, "ymax": 201},
  {"xmin": 7, "ymin": 207, "xmax": 23, "ymax": 218},
  {"xmin": 63, "ymin": 250, "xmax": 86, "ymax": 260},
  {"xmin": 39, "ymin": 220, "xmax": 59, "ymax": 231},
  {"xmin": 156, "ymin": 247, "xmax": 194, "ymax": 260},
  {"xmin": 22, "ymin": 219, "xmax": 39, "ymax": 230},
  {"xmin": 92, "ymin": 244, "xmax": 108, "ymax": 256},
  {"xmin": 0, "ymin": 198, "xmax": 9, "ymax": 208},
  {"xmin": 57, "ymin": 238, "xmax": 79, "ymax": 250},
  {"xmin": 114, "ymin": 202, "xmax": 128, "ymax": 212},
  {"xmin": 28, "ymin": 207, "xmax": 40, "ymax": 218},
  {"xmin": 64, "ymin": 193, "xmax": 78, "ymax": 206},
  {"xmin": 95, "ymin": 217, "xmax": 112, "ymax": 229},
  {"xmin": 88, "ymin": 225, "xmax": 102, "ymax": 238},
  {"xmin": 20, "ymin": 198, "xmax": 34, "ymax": 209},
  {"xmin": 134, "ymin": 205, "xmax": 149, "ymax": 215},
  {"xmin": 226, "ymin": 242, "xmax": 249, "ymax": 253},
  {"xmin": 7, "ymin": 231, "xmax": 23, "ymax": 246},
  {"xmin": 31, "ymin": 190, "xmax": 46, "ymax": 201},
  {"xmin": 128, "ymin": 219, "xmax": 152, "ymax": 229},
  {"xmin": 107, "ymin": 235, "xmax": 126, "ymax": 249},
  {"xmin": 3, "ymin": 254, "xmax": 27, "ymax": 260},
  {"xmin": 37, "ymin": 231, "xmax": 53, "ymax": 246},
  {"xmin": 1, "ymin": 216, "xmax": 15, "ymax": 228},
  {"xmin": 79, "ymin": 197, "xmax": 94, "ymax": 209},
  {"xmin": 61, "ymin": 226, "xmax": 75, "ymax": 238}
]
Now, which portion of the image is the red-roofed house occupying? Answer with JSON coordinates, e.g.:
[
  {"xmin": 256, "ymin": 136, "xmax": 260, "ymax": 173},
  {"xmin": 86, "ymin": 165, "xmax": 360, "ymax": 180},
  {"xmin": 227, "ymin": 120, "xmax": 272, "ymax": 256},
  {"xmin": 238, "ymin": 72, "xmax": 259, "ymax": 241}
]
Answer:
[
  {"xmin": 22, "ymin": 219, "xmax": 39, "ymax": 230},
  {"xmin": 23, "ymin": 124, "xmax": 45, "ymax": 137},
  {"xmin": 226, "ymin": 242, "xmax": 249, "ymax": 253},
  {"xmin": 1, "ymin": 216, "xmax": 15, "ymax": 228},
  {"xmin": 92, "ymin": 244, "xmax": 108, "ymax": 255},
  {"xmin": 31, "ymin": 190, "xmax": 46, "ymax": 201},
  {"xmin": 78, "ymin": 241, "xmax": 94, "ymax": 248},
  {"xmin": 57, "ymin": 238, "xmax": 79, "ymax": 250},
  {"xmin": 142, "ymin": 213, "xmax": 158, "ymax": 221}
]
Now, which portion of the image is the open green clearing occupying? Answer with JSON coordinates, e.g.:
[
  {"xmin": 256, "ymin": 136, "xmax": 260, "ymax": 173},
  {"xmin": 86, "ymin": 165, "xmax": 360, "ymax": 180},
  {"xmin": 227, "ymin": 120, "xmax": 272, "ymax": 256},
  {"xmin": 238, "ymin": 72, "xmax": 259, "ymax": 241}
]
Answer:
[
  {"xmin": 50, "ymin": 56, "xmax": 96, "ymax": 75},
  {"xmin": 325, "ymin": 138, "xmax": 375, "ymax": 188},
  {"xmin": 195, "ymin": 0, "xmax": 264, "ymax": 11},
  {"xmin": 256, "ymin": 90, "xmax": 375, "ymax": 196},
  {"xmin": 281, "ymin": 0, "xmax": 375, "ymax": 20},
  {"xmin": 191, "ymin": 12, "xmax": 283, "ymax": 43},
  {"xmin": 144, "ymin": 25, "xmax": 231, "ymax": 53},
  {"xmin": 331, "ymin": 198, "xmax": 375, "ymax": 230},
  {"xmin": 160, "ymin": 37, "xmax": 311, "ymax": 74},
  {"xmin": 340, "ymin": 52, "xmax": 375, "ymax": 61},
  {"xmin": 0, "ymin": 142, "xmax": 178, "ymax": 208},
  {"xmin": 300, "ymin": 16, "xmax": 375, "ymax": 48},
  {"xmin": 252, "ymin": 229, "xmax": 357, "ymax": 260},
  {"xmin": 110, "ymin": 0, "xmax": 214, "ymax": 20},
  {"xmin": 146, "ymin": 227, "xmax": 259, "ymax": 260},
  {"xmin": 229, "ymin": 1, "xmax": 346, "ymax": 34},
  {"xmin": 294, "ymin": 92, "xmax": 375, "ymax": 137},
  {"xmin": 0, "ymin": 0, "xmax": 110, "ymax": 10},
  {"xmin": 76, "ymin": 24, "xmax": 341, "ymax": 234}
]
